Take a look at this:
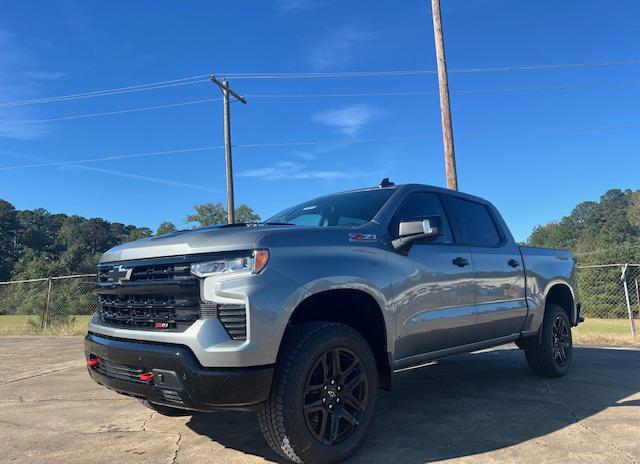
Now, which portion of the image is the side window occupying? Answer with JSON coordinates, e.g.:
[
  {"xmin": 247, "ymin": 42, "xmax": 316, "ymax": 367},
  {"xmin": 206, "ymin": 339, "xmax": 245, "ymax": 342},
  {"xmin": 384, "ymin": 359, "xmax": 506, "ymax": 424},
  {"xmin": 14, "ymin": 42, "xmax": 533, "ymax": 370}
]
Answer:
[
  {"xmin": 448, "ymin": 197, "xmax": 501, "ymax": 246},
  {"xmin": 389, "ymin": 192, "xmax": 453, "ymax": 244}
]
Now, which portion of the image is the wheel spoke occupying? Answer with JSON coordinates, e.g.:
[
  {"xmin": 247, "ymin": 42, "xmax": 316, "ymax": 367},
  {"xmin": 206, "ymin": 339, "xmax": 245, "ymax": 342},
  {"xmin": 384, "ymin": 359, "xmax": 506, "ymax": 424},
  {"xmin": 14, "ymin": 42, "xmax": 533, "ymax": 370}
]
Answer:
[
  {"xmin": 306, "ymin": 383, "xmax": 324, "ymax": 393},
  {"xmin": 332, "ymin": 349, "xmax": 342, "ymax": 377},
  {"xmin": 341, "ymin": 358, "xmax": 358, "ymax": 379},
  {"xmin": 321, "ymin": 355, "xmax": 329, "ymax": 381},
  {"xmin": 304, "ymin": 399, "xmax": 325, "ymax": 414},
  {"xmin": 329, "ymin": 411, "xmax": 340, "ymax": 443},
  {"xmin": 317, "ymin": 410, "xmax": 328, "ymax": 441},
  {"xmin": 341, "ymin": 409, "xmax": 359, "ymax": 426},
  {"xmin": 344, "ymin": 392, "xmax": 366, "ymax": 413},
  {"xmin": 346, "ymin": 371, "xmax": 365, "ymax": 392}
]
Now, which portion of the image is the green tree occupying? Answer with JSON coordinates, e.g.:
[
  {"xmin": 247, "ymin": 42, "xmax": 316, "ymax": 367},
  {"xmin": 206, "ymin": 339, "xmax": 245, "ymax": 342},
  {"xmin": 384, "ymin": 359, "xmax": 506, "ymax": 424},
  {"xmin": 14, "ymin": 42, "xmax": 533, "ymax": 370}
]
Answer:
[
  {"xmin": 627, "ymin": 190, "xmax": 640, "ymax": 229},
  {"xmin": 0, "ymin": 198, "xmax": 156, "ymax": 280},
  {"xmin": 0, "ymin": 200, "xmax": 19, "ymax": 280},
  {"xmin": 127, "ymin": 227, "xmax": 152, "ymax": 242},
  {"xmin": 527, "ymin": 188, "xmax": 640, "ymax": 265},
  {"xmin": 186, "ymin": 203, "xmax": 227, "ymax": 227},
  {"xmin": 156, "ymin": 221, "xmax": 177, "ymax": 236},
  {"xmin": 12, "ymin": 248, "xmax": 65, "ymax": 280},
  {"xmin": 186, "ymin": 202, "xmax": 261, "ymax": 227},
  {"xmin": 235, "ymin": 204, "xmax": 261, "ymax": 223}
]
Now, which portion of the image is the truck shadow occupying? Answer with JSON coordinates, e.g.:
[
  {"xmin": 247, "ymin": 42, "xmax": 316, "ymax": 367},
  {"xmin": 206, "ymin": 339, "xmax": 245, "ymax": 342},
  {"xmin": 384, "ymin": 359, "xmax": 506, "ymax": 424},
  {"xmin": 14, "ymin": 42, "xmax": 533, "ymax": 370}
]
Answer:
[{"xmin": 186, "ymin": 346, "xmax": 639, "ymax": 463}]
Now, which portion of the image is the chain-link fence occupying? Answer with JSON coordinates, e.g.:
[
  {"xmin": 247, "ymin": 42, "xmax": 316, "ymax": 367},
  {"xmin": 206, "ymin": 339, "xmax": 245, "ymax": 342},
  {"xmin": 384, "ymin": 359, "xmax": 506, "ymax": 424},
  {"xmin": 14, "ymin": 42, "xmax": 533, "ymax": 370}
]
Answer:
[
  {"xmin": 576, "ymin": 263, "xmax": 639, "ymax": 336},
  {"xmin": 0, "ymin": 274, "xmax": 98, "ymax": 334},
  {"xmin": 0, "ymin": 266, "xmax": 638, "ymax": 336}
]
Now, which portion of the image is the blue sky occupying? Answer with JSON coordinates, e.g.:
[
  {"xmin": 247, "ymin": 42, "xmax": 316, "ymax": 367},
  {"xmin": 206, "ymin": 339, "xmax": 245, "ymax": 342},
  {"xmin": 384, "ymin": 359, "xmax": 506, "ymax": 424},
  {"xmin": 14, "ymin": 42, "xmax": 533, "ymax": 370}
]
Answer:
[{"xmin": 1, "ymin": 0, "xmax": 639, "ymax": 241}]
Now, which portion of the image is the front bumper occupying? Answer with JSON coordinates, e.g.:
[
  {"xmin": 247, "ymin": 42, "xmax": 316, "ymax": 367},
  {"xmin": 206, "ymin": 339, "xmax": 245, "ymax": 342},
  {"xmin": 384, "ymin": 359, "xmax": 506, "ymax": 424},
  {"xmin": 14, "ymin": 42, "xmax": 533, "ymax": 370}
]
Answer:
[{"xmin": 85, "ymin": 333, "xmax": 273, "ymax": 411}]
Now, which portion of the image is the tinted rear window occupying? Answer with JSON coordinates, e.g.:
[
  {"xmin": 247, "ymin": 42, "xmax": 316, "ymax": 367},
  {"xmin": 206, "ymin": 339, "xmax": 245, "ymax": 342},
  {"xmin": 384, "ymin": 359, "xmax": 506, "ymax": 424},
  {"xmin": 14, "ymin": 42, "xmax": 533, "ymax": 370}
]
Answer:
[{"xmin": 449, "ymin": 197, "xmax": 501, "ymax": 246}]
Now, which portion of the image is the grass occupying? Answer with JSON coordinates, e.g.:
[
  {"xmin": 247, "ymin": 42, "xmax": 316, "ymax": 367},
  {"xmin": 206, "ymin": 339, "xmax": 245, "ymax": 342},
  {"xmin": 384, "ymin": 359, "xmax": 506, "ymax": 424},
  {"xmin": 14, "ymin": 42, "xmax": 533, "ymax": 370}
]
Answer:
[
  {"xmin": 0, "ymin": 315, "xmax": 91, "ymax": 336},
  {"xmin": 574, "ymin": 317, "xmax": 639, "ymax": 346},
  {"xmin": 0, "ymin": 315, "xmax": 638, "ymax": 346}
]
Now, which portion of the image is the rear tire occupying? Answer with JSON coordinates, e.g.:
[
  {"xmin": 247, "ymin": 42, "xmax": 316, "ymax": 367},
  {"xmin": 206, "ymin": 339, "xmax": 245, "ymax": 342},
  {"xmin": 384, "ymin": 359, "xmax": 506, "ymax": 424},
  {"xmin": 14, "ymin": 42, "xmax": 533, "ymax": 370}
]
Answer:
[
  {"xmin": 138, "ymin": 398, "xmax": 192, "ymax": 416},
  {"xmin": 524, "ymin": 304, "xmax": 573, "ymax": 377},
  {"xmin": 258, "ymin": 322, "xmax": 378, "ymax": 464}
]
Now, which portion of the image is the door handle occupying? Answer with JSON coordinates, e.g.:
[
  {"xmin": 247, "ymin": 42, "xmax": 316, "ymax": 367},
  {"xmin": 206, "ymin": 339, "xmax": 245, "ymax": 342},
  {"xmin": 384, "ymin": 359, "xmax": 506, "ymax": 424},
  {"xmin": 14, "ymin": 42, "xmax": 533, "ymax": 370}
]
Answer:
[
  {"xmin": 452, "ymin": 257, "xmax": 470, "ymax": 267},
  {"xmin": 508, "ymin": 259, "xmax": 521, "ymax": 268}
]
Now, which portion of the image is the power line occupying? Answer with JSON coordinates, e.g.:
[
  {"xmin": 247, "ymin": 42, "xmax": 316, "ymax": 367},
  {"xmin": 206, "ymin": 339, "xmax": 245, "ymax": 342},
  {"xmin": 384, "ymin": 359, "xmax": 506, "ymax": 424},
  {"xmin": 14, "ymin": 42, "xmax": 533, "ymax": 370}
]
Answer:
[
  {"xmin": 2, "ymin": 82, "xmax": 638, "ymax": 128},
  {"xmin": 222, "ymin": 59, "xmax": 640, "ymax": 79},
  {"xmin": 0, "ymin": 76, "xmax": 210, "ymax": 108},
  {"xmin": 0, "ymin": 146, "xmax": 225, "ymax": 171},
  {"xmin": 0, "ymin": 98, "xmax": 223, "ymax": 127},
  {"xmin": 250, "ymin": 82, "xmax": 640, "ymax": 97},
  {"xmin": 2, "ymin": 59, "xmax": 639, "ymax": 108},
  {"xmin": 2, "ymin": 123, "xmax": 640, "ymax": 172}
]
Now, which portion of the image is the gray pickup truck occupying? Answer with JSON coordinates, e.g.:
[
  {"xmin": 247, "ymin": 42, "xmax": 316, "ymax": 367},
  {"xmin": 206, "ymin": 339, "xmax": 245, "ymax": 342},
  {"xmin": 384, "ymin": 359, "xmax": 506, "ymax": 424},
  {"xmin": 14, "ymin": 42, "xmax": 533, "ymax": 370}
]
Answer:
[{"xmin": 85, "ymin": 181, "xmax": 581, "ymax": 464}]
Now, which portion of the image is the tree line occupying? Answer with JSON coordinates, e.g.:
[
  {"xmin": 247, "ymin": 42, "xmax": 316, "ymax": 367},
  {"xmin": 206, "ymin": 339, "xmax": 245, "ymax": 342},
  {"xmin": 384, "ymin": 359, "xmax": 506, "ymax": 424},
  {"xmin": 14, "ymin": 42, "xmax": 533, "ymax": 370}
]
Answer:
[
  {"xmin": 526, "ymin": 188, "xmax": 640, "ymax": 264},
  {"xmin": 3, "ymin": 188, "xmax": 637, "ymax": 282},
  {"xmin": 527, "ymin": 188, "xmax": 640, "ymax": 318},
  {"xmin": 0, "ymin": 200, "xmax": 260, "ymax": 281}
]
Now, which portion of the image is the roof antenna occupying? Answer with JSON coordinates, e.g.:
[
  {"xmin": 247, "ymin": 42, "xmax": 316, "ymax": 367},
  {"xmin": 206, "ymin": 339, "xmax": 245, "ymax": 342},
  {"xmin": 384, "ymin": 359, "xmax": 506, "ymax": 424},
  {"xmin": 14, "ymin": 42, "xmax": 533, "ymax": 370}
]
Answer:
[{"xmin": 379, "ymin": 178, "xmax": 395, "ymax": 188}]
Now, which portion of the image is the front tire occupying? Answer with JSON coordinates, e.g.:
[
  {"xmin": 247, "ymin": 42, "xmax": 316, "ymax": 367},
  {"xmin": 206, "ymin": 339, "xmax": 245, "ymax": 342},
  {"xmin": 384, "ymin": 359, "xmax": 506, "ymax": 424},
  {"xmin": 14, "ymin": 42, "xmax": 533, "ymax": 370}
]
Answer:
[
  {"xmin": 524, "ymin": 304, "xmax": 573, "ymax": 377},
  {"xmin": 258, "ymin": 322, "xmax": 378, "ymax": 464}
]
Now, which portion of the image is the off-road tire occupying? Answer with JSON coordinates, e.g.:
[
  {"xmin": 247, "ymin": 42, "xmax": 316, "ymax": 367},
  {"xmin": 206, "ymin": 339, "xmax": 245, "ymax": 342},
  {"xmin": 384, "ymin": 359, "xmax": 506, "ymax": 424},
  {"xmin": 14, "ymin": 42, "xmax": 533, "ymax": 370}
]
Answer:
[
  {"xmin": 258, "ymin": 322, "xmax": 378, "ymax": 464},
  {"xmin": 524, "ymin": 304, "xmax": 573, "ymax": 377},
  {"xmin": 137, "ymin": 398, "xmax": 193, "ymax": 416}
]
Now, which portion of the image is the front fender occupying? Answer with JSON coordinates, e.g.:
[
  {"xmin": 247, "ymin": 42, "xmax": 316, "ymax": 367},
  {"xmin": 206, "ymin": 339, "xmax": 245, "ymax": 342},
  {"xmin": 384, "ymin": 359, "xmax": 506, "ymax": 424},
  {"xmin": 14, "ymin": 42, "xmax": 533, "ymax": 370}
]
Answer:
[{"xmin": 269, "ymin": 245, "xmax": 396, "ymax": 357}]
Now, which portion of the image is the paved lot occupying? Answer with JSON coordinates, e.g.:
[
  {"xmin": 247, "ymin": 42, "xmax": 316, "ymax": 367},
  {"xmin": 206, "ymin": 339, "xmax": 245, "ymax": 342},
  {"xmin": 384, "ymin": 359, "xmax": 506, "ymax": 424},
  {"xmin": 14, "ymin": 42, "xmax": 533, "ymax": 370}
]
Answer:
[{"xmin": 0, "ymin": 337, "xmax": 638, "ymax": 464}]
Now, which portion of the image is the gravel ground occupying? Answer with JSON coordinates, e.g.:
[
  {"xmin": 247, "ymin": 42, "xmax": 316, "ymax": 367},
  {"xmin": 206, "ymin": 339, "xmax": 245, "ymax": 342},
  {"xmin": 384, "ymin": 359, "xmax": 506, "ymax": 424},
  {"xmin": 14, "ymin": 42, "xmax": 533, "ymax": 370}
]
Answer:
[{"xmin": 0, "ymin": 336, "xmax": 638, "ymax": 464}]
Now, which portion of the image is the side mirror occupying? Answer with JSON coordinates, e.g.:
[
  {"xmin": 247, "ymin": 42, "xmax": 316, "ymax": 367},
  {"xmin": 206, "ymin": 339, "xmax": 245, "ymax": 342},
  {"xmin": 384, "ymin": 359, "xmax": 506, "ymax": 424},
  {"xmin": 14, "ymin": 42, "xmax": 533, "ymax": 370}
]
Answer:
[{"xmin": 392, "ymin": 215, "xmax": 443, "ymax": 252}]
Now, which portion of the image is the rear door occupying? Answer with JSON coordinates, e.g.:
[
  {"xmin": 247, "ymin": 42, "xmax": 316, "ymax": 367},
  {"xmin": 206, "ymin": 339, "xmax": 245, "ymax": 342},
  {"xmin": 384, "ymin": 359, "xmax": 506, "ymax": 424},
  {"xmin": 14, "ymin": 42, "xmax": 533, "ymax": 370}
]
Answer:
[
  {"xmin": 390, "ymin": 192, "xmax": 477, "ymax": 359},
  {"xmin": 446, "ymin": 196, "xmax": 527, "ymax": 340}
]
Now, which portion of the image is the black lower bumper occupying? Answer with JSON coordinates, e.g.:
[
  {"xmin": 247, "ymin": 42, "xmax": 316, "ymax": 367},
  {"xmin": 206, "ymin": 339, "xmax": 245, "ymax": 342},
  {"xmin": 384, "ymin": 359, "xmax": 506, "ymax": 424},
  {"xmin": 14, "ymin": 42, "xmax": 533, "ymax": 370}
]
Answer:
[{"xmin": 85, "ymin": 333, "xmax": 273, "ymax": 411}]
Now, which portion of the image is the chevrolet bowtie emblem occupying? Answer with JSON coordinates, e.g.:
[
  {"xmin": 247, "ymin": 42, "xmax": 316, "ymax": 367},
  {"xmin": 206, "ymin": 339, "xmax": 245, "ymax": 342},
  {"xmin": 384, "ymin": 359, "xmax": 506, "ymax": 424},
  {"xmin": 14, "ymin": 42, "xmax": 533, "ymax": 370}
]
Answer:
[{"xmin": 107, "ymin": 265, "xmax": 133, "ymax": 285}]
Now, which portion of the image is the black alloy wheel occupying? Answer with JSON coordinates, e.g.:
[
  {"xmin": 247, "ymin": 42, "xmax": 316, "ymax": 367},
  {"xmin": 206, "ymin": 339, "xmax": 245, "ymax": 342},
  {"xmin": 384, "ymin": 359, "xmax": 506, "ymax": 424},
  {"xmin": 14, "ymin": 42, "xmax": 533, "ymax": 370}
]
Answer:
[
  {"xmin": 303, "ymin": 347, "xmax": 368, "ymax": 445},
  {"xmin": 524, "ymin": 304, "xmax": 573, "ymax": 378},
  {"xmin": 258, "ymin": 322, "xmax": 378, "ymax": 464},
  {"xmin": 551, "ymin": 315, "xmax": 571, "ymax": 368}
]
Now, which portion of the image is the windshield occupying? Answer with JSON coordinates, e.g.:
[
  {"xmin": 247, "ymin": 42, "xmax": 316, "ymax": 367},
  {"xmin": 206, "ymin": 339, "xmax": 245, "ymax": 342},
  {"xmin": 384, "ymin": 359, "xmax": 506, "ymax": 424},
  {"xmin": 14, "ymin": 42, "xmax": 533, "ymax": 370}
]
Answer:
[{"xmin": 266, "ymin": 188, "xmax": 396, "ymax": 227}]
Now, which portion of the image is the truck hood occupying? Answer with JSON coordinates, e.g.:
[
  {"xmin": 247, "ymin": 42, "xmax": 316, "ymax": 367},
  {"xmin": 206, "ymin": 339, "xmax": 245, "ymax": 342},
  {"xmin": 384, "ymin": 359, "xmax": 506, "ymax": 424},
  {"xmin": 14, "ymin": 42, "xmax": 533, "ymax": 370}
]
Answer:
[{"xmin": 100, "ymin": 224, "xmax": 296, "ymax": 263}]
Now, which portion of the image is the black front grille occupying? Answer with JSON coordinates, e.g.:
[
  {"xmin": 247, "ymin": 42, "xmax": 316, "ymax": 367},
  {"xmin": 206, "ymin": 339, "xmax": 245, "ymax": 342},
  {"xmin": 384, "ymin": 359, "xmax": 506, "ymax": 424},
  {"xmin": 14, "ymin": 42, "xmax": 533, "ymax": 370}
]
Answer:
[
  {"xmin": 97, "ymin": 253, "xmax": 251, "ymax": 337},
  {"xmin": 98, "ymin": 262, "xmax": 192, "ymax": 284},
  {"xmin": 95, "ymin": 358, "xmax": 144, "ymax": 383},
  {"xmin": 98, "ymin": 294, "xmax": 200, "ymax": 331}
]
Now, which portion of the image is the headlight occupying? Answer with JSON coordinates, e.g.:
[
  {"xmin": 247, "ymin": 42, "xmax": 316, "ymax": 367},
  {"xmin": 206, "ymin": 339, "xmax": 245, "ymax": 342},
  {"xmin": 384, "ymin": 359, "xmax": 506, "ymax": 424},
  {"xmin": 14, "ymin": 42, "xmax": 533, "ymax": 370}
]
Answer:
[{"xmin": 190, "ymin": 249, "xmax": 269, "ymax": 278}]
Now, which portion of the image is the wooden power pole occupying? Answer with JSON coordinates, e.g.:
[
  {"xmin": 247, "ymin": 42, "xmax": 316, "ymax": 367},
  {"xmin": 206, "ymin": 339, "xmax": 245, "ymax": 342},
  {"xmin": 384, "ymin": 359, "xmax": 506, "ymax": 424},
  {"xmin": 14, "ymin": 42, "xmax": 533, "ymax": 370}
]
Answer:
[
  {"xmin": 431, "ymin": 0, "xmax": 458, "ymax": 191},
  {"xmin": 210, "ymin": 75, "xmax": 247, "ymax": 224}
]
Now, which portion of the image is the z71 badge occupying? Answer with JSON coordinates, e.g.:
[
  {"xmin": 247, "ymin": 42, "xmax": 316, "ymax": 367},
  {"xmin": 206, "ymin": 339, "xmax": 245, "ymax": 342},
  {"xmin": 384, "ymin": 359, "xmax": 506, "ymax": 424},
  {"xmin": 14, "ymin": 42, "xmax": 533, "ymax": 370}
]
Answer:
[{"xmin": 349, "ymin": 233, "xmax": 377, "ymax": 242}]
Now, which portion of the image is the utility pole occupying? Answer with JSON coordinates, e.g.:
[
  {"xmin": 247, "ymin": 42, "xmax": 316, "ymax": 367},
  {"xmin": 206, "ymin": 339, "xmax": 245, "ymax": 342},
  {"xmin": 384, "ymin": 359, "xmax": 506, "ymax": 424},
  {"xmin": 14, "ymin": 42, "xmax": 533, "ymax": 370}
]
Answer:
[
  {"xmin": 210, "ymin": 75, "xmax": 247, "ymax": 224},
  {"xmin": 430, "ymin": 0, "xmax": 458, "ymax": 191}
]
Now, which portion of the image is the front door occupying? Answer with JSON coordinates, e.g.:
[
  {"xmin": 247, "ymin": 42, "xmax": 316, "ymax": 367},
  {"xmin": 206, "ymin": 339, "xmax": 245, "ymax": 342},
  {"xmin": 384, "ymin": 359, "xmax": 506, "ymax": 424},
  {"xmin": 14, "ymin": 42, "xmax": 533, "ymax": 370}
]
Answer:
[{"xmin": 390, "ymin": 192, "xmax": 478, "ymax": 360}]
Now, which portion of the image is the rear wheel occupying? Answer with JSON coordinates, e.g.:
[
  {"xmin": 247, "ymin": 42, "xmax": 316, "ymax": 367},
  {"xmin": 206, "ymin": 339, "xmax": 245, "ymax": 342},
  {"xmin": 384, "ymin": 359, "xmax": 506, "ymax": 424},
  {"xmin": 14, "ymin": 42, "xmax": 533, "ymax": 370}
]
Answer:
[
  {"xmin": 258, "ymin": 322, "xmax": 378, "ymax": 464},
  {"xmin": 524, "ymin": 304, "xmax": 573, "ymax": 377}
]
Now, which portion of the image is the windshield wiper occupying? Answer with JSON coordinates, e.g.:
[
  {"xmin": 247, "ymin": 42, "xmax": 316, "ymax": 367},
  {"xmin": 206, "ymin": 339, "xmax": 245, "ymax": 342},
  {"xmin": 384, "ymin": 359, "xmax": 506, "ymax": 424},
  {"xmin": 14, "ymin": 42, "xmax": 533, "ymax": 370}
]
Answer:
[{"xmin": 258, "ymin": 222, "xmax": 294, "ymax": 226}]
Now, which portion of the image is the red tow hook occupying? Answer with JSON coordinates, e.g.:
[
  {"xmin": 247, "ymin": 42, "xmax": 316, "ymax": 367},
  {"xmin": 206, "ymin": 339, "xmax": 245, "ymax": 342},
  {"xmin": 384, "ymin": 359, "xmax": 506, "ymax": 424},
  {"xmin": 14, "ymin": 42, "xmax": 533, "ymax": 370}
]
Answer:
[
  {"xmin": 87, "ymin": 356, "xmax": 100, "ymax": 368},
  {"xmin": 139, "ymin": 372, "xmax": 154, "ymax": 382}
]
